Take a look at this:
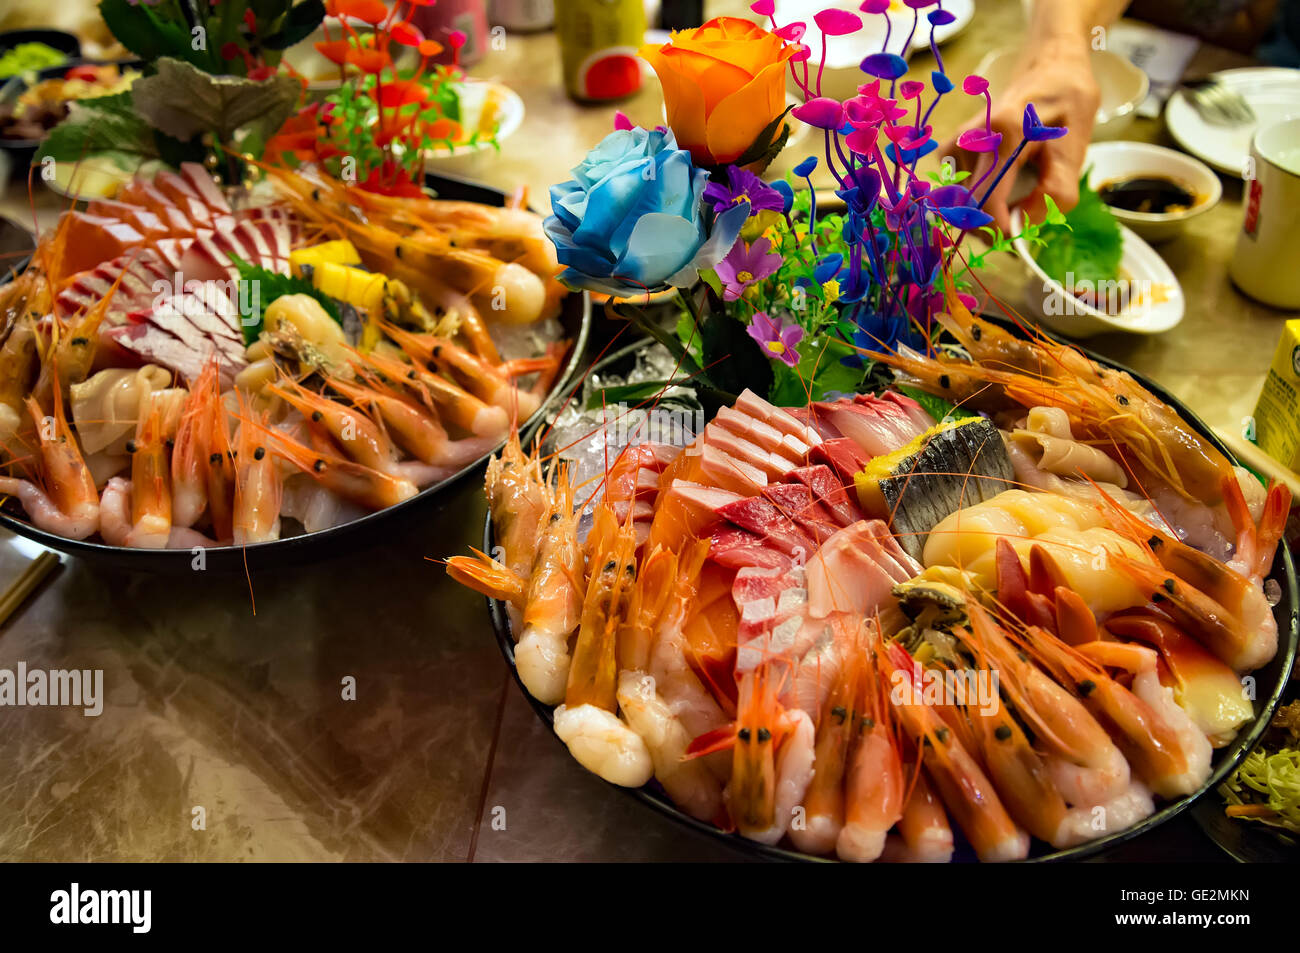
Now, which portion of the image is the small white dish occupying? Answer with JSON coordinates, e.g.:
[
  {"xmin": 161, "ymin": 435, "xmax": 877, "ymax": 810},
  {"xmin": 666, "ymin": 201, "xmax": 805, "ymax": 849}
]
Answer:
[
  {"xmin": 976, "ymin": 48, "xmax": 1149, "ymax": 141},
  {"xmin": 1010, "ymin": 207, "xmax": 1184, "ymax": 338},
  {"xmin": 1166, "ymin": 67, "xmax": 1300, "ymax": 176},
  {"xmin": 424, "ymin": 80, "xmax": 524, "ymax": 159},
  {"xmin": 1083, "ymin": 141, "xmax": 1221, "ymax": 243}
]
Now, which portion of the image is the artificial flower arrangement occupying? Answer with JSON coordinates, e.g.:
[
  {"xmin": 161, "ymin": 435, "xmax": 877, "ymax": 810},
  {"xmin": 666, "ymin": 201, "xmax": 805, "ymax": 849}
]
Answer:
[
  {"xmin": 543, "ymin": 4, "xmax": 1071, "ymax": 405},
  {"xmin": 264, "ymin": 0, "xmax": 498, "ymax": 197}
]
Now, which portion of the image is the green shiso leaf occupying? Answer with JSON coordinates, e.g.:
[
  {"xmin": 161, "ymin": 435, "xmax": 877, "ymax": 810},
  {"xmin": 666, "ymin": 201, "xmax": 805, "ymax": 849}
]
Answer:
[{"xmin": 1032, "ymin": 172, "xmax": 1123, "ymax": 287}]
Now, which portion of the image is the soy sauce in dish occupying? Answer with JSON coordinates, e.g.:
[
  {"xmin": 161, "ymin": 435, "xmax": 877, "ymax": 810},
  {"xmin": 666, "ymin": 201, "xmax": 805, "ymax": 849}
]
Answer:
[{"xmin": 1098, "ymin": 175, "xmax": 1197, "ymax": 215}]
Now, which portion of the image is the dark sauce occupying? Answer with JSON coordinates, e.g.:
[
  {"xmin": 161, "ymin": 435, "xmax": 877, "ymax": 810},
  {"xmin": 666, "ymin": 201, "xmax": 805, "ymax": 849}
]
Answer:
[{"xmin": 1098, "ymin": 175, "xmax": 1197, "ymax": 215}]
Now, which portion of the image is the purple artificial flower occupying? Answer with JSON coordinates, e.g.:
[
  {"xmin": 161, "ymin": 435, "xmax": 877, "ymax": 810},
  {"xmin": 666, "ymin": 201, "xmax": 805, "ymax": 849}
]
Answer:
[
  {"xmin": 926, "ymin": 184, "xmax": 993, "ymax": 229},
  {"xmin": 860, "ymin": 0, "xmax": 890, "ymax": 12},
  {"xmin": 716, "ymin": 237, "xmax": 782, "ymax": 301},
  {"xmin": 748, "ymin": 311, "xmax": 803, "ymax": 367},
  {"xmin": 1022, "ymin": 102, "xmax": 1067, "ymax": 141},
  {"xmin": 704, "ymin": 167, "xmax": 785, "ymax": 214},
  {"xmin": 962, "ymin": 75, "xmax": 989, "ymax": 96}
]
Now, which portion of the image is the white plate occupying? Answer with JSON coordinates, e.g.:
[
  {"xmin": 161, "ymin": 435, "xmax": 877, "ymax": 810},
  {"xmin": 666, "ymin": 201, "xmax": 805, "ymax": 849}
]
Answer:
[
  {"xmin": 1010, "ymin": 207, "xmax": 1184, "ymax": 338},
  {"xmin": 424, "ymin": 80, "xmax": 524, "ymax": 159},
  {"xmin": 1165, "ymin": 67, "xmax": 1300, "ymax": 176}
]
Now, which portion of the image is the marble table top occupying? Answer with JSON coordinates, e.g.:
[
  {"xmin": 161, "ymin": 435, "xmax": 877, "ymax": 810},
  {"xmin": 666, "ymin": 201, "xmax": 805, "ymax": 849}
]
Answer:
[{"xmin": 0, "ymin": 0, "xmax": 1285, "ymax": 861}]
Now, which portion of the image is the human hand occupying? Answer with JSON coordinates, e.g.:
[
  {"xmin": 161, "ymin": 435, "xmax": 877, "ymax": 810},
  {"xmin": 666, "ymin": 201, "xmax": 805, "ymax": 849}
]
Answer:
[{"xmin": 943, "ymin": 39, "xmax": 1100, "ymax": 234}]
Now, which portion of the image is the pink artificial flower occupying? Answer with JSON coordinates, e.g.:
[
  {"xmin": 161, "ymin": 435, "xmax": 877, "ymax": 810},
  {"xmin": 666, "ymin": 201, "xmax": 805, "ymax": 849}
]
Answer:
[
  {"xmin": 747, "ymin": 311, "xmax": 803, "ymax": 367},
  {"xmin": 716, "ymin": 238, "xmax": 782, "ymax": 301}
]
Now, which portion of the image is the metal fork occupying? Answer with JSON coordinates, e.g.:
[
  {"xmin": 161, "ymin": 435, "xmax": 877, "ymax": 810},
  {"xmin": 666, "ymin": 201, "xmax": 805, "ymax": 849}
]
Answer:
[{"xmin": 1179, "ymin": 77, "xmax": 1256, "ymax": 126}]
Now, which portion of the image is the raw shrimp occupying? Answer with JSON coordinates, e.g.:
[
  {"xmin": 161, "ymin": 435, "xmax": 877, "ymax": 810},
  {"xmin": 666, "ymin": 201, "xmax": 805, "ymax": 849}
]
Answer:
[
  {"xmin": 616, "ymin": 669, "xmax": 724, "ymax": 823},
  {"xmin": 329, "ymin": 368, "xmax": 499, "ymax": 471},
  {"xmin": 514, "ymin": 464, "xmax": 583, "ymax": 704},
  {"xmin": 880, "ymin": 641, "xmax": 1029, "ymax": 861},
  {"xmin": 267, "ymin": 378, "xmax": 399, "ymax": 477},
  {"xmin": 790, "ymin": 619, "xmax": 861, "ymax": 855},
  {"xmin": 648, "ymin": 541, "xmax": 733, "ymax": 746},
  {"xmin": 889, "ymin": 767, "xmax": 954, "ymax": 863},
  {"xmin": 837, "ymin": 635, "xmax": 905, "ymax": 863},
  {"xmin": 1019, "ymin": 624, "xmax": 1199, "ymax": 799},
  {"xmin": 553, "ymin": 504, "xmax": 652, "ymax": 787},
  {"xmin": 230, "ymin": 408, "xmax": 282, "ymax": 545},
  {"xmin": 484, "ymin": 431, "xmax": 548, "ymax": 583},
  {"xmin": 703, "ymin": 665, "xmax": 814, "ymax": 845},
  {"xmin": 127, "ymin": 390, "xmax": 174, "ymax": 548},
  {"xmin": 171, "ymin": 361, "xmax": 218, "ymax": 528},
  {"xmin": 0, "ymin": 384, "xmax": 99, "ymax": 540},
  {"xmin": 1075, "ymin": 640, "xmax": 1212, "ymax": 797},
  {"xmin": 960, "ymin": 603, "xmax": 1133, "ymax": 807},
  {"xmin": 868, "ymin": 282, "xmax": 1238, "ymax": 504},
  {"xmin": 1105, "ymin": 611, "xmax": 1252, "ymax": 746},
  {"xmin": 381, "ymin": 322, "xmax": 543, "ymax": 419},
  {"xmin": 352, "ymin": 346, "xmax": 510, "ymax": 441},
  {"xmin": 261, "ymin": 423, "xmax": 418, "ymax": 511}
]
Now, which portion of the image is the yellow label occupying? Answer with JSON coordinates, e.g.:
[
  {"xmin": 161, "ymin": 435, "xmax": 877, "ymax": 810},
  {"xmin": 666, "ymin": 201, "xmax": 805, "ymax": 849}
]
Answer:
[{"xmin": 1252, "ymin": 319, "xmax": 1300, "ymax": 470}]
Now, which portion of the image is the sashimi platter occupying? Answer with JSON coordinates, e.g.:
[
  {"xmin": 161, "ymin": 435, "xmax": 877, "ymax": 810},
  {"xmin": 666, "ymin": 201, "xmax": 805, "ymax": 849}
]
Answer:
[
  {"xmin": 0, "ymin": 2, "xmax": 578, "ymax": 562},
  {"xmin": 446, "ymin": 8, "xmax": 1298, "ymax": 862}
]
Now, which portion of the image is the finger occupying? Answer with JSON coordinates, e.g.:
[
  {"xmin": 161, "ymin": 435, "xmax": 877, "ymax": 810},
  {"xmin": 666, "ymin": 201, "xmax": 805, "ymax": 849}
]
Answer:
[
  {"xmin": 980, "ymin": 140, "xmax": 1037, "ymax": 233},
  {"xmin": 1030, "ymin": 139, "xmax": 1087, "ymax": 217},
  {"xmin": 986, "ymin": 190, "xmax": 1013, "ymax": 236}
]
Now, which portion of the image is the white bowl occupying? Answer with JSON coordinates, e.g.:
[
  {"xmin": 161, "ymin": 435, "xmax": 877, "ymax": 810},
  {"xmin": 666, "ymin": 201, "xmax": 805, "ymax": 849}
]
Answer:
[
  {"xmin": 1010, "ymin": 208, "xmax": 1184, "ymax": 338},
  {"xmin": 976, "ymin": 48, "xmax": 1149, "ymax": 141},
  {"xmin": 1083, "ymin": 141, "xmax": 1221, "ymax": 243}
]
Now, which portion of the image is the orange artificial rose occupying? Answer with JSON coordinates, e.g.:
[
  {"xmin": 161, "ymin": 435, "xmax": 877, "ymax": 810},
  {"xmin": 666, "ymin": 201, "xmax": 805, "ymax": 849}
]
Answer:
[{"xmin": 639, "ymin": 17, "xmax": 797, "ymax": 166}]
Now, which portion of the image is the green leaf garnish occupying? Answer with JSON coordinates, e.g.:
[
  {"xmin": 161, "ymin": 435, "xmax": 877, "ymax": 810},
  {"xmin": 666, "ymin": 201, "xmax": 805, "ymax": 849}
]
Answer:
[
  {"xmin": 1032, "ymin": 172, "xmax": 1123, "ymax": 287},
  {"xmin": 228, "ymin": 254, "xmax": 342, "ymax": 346}
]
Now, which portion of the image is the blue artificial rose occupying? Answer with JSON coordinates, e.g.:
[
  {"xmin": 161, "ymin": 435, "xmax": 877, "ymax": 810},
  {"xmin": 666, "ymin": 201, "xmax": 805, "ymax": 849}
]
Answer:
[{"xmin": 544, "ymin": 127, "xmax": 750, "ymax": 298}]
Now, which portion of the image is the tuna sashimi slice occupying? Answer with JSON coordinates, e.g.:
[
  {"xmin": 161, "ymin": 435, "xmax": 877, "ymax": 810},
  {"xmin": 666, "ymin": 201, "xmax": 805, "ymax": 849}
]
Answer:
[
  {"xmin": 699, "ymin": 443, "xmax": 767, "ymax": 497},
  {"xmin": 709, "ymin": 527, "xmax": 791, "ymax": 571},
  {"xmin": 703, "ymin": 423, "xmax": 796, "ymax": 481},
  {"xmin": 810, "ymin": 437, "xmax": 870, "ymax": 486},
  {"xmin": 785, "ymin": 465, "xmax": 863, "ymax": 527},
  {"xmin": 714, "ymin": 404, "xmax": 811, "ymax": 459},
  {"xmin": 734, "ymin": 388, "xmax": 823, "ymax": 447},
  {"xmin": 716, "ymin": 494, "xmax": 815, "ymax": 558}
]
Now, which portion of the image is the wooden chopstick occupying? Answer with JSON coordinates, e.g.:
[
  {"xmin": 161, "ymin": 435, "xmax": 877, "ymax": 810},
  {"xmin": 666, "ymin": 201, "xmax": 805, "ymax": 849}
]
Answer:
[
  {"xmin": 1215, "ymin": 428, "xmax": 1300, "ymax": 499},
  {"xmin": 0, "ymin": 550, "xmax": 59, "ymax": 627}
]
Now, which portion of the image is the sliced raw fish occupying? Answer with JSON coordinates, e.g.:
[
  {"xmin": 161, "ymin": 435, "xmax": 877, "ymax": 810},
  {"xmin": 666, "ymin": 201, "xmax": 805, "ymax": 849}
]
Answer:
[
  {"xmin": 785, "ymin": 465, "xmax": 864, "ymax": 527},
  {"xmin": 734, "ymin": 388, "xmax": 822, "ymax": 447},
  {"xmin": 179, "ymin": 161, "xmax": 232, "ymax": 215},
  {"xmin": 810, "ymin": 437, "xmax": 870, "ymax": 486}
]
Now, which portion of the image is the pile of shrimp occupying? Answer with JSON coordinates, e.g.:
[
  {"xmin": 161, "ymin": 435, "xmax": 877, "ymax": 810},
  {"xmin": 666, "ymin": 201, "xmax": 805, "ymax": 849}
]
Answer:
[
  {"xmin": 0, "ymin": 165, "xmax": 571, "ymax": 548},
  {"xmin": 448, "ymin": 307, "xmax": 1292, "ymax": 862}
]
